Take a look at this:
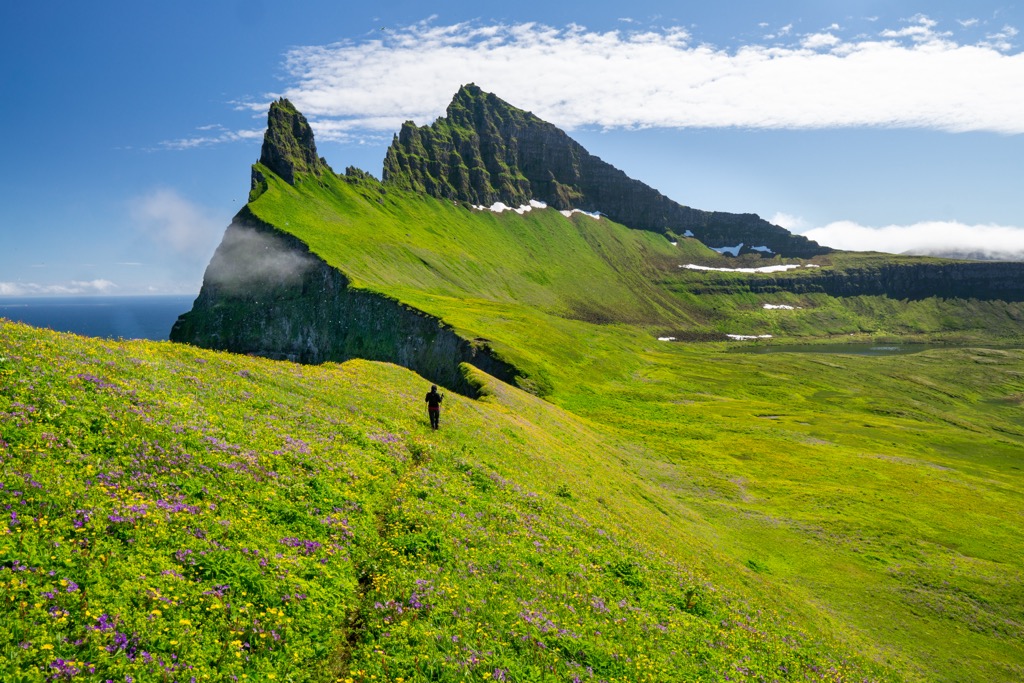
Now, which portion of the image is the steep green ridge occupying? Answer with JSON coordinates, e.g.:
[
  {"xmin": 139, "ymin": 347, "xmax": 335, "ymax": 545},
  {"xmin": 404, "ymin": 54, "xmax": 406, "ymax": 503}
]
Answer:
[
  {"xmin": 383, "ymin": 84, "xmax": 830, "ymax": 258},
  {"xmin": 0, "ymin": 321, "xmax": 905, "ymax": 682}
]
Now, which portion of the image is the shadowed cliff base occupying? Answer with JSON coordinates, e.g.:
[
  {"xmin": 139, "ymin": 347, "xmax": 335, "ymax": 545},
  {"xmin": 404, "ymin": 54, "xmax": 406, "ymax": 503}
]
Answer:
[{"xmin": 170, "ymin": 208, "xmax": 521, "ymax": 397}]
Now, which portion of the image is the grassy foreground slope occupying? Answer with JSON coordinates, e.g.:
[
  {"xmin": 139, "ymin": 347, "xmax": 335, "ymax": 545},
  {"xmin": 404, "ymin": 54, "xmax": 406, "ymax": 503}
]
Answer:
[
  {"xmin": 240, "ymin": 167, "xmax": 1024, "ymax": 681},
  {"xmin": 0, "ymin": 321, "xmax": 899, "ymax": 682}
]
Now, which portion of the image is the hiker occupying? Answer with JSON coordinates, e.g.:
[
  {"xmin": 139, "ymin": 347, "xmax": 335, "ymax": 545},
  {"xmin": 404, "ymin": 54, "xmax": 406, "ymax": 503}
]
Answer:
[{"xmin": 425, "ymin": 384, "xmax": 443, "ymax": 430}]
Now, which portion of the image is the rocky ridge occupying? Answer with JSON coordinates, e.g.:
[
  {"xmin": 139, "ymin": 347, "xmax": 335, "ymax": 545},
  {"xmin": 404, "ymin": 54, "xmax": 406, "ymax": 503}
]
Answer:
[
  {"xmin": 383, "ymin": 84, "xmax": 829, "ymax": 258},
  {"xmin": 172, "ymin": 93, "xmax": 1024, "ymax": 391},
  {"xmin": 253, "ymin": 98, "xmax": 332, "ymax": 188},
  {"xmin": 172, "ymin": 100, "xmax": 519, "ymax": 396}
]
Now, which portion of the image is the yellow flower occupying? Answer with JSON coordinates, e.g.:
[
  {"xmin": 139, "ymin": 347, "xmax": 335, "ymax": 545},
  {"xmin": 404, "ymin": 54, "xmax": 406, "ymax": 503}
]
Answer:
[{"xmin": 41, "ymin": 644, "xmax": 54, "ymax": 650}]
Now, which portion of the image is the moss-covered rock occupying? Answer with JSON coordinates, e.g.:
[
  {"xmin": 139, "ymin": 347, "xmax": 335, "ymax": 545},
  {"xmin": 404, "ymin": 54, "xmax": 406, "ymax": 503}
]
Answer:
[{"xmin": 258, "ymin": 98, "xmax": 333, "ymax": 185}]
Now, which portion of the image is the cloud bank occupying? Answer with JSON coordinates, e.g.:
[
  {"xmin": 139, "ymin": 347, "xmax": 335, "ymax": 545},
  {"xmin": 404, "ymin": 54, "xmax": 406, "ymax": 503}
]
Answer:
[
  {"xmin": 247, "ymin": 15, "xmax": 1023, "ymax": 141},
  {"xmin": 798, "ymin": 220, "xmax": 1024, "ymax": 260}
]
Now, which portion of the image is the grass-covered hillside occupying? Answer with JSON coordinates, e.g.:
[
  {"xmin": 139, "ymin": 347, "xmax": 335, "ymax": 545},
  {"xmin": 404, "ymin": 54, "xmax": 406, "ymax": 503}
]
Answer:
[
  {"xmin": 7, "ymin": 103, "xmax": 1024, "ymax": 682},
  {"xmin": 2, "ymin": 321, "xmax": 908, "ymax": 682},
  {"xmin": 235, "ymin": 162, "xmax": 1024, "ymax": 682}
]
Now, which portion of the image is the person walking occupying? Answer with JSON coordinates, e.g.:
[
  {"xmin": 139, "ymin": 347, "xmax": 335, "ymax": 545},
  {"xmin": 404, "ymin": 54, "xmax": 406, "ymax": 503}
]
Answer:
[{"xmin": 425, "ymin": 384, "xmax": 443, "ymax": 430}]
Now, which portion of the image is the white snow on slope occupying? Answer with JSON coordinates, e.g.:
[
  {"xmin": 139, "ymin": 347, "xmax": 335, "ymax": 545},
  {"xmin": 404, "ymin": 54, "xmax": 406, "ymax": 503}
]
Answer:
[{"xmin": 680, "ymin": 264, "xmax": 807, "ymax": 274}]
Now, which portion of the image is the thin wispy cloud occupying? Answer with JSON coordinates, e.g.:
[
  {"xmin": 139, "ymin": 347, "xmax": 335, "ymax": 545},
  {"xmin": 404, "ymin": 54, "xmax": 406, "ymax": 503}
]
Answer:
[
  {"xmin": 223, "ymin": 14, "xmax": 1024, "ymax": 143},
  {"xmin": 0, "ymin": 280, "xmax": 118, "ymax": 296},
  {"xmin": 794, "ymin": 219, "xmax": 1024, "ymax": 260},
  {"xmin": 160, "ymin": 124, "xmax": 263, "ymax": 150}
]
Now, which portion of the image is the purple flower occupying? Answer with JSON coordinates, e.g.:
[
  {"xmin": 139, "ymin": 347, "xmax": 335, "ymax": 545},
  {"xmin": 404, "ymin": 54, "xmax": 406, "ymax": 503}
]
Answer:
[
  {"xmin": 65, "ymin": 581, "xmax": 79, "ymax": 593},
  {"xmin": 493, "ymin": 668, "xmax": 508, "ymax": 681},
  {"xmin": 92, "ymin": 614, "xmax": 114, "ymax": 631},
  {"xmin": 279, "ymin": 537, "xmax": 322, "ymax": 555},
  {"xmin": 49, "ymin": 658, "xmax": 84, "ymax": 679}
]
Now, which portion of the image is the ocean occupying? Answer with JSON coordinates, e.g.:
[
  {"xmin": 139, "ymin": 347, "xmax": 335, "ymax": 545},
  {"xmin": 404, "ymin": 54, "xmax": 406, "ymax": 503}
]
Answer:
[{"xmin": 0, "ymin": 295, "xmax": 196, "ymax": 341}]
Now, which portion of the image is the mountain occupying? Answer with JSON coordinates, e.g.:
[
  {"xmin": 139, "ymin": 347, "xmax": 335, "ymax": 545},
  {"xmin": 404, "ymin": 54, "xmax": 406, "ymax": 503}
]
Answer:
[
  {"xmin": 174, "ymin": 92, "xmax": 1024, "ymax": 395},
  {"xmin": 383, "ymin": 84, "xmax": 829, "ymax": 258},
  {"xmin": 16, "ymin": 92, "xmax": 1024, "ymax": 682}
]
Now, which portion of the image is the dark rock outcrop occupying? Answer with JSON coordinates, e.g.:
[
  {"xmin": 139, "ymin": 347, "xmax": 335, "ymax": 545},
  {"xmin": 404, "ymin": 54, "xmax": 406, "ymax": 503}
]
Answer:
[
  {"xmin": 257, "ymin": 98, "xmax": 332, "ymax": 186},
  {"xmin": 686, "ymin": 261, "xmax": 1024, "ymax": 301},
  {"xmin": 383, "ymin": 84, "xmax": 829, "ymax": 258},
  {"xmin": 170, "ymin": 208, "xmax": 519, "ymax": 397}
]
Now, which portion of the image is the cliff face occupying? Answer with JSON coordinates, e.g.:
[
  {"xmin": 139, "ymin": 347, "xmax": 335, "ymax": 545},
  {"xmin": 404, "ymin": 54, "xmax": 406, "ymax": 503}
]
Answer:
[
  {"xmin": 687, "ymin": 261, "xmax": 1024, "ymax": 301},
  {"xmin": 170, "ymin": 209, "xmax": 519, "ymax": 396},
  {"xmin": 383, "ymin": 84, "xmax": 829, "ymax": 258}
]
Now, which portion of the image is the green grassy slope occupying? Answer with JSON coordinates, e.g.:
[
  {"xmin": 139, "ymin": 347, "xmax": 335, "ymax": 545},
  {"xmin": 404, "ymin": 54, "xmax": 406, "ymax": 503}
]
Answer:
[
  {"xmin": 0, "ymin": 322, "xmax": 901, "ymax": 682},
  {"xmin": 249, "ymin": 167, "xmax": 697, "ymax": 324},
  {"xmin": 238, "ymin": 167, "xmax": 1024, "ymax": 681}
]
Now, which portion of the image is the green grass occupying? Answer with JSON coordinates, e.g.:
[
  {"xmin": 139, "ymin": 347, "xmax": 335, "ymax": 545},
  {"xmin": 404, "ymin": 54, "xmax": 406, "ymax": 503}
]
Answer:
[
  {"xmin": 0, "ymin": 322, "xmax": 903, "ymax": 682},
  {"xmin": 245, "ymin": 168, "xmax": 1024, "ymax": 681},
  {"xmin": 5, "ymin": 162, "xmax": 1024, "ymax": 681}
]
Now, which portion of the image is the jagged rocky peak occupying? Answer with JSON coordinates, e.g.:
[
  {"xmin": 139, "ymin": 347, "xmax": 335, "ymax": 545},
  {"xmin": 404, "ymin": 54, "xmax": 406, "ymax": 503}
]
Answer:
[
  {"xmin": 383, "ymin": 84, "xmax": 830, "ymax": 258},
  {"xmin": 257, "ymin": 98, "xmax": 332, "ymax": 185},
  {"xmin": 383, "ymin": 84, "xmax": 563, "ymax": 208}
]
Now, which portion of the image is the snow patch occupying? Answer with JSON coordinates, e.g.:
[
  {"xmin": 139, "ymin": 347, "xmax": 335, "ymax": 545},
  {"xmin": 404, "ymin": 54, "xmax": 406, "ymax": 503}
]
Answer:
[
  {"xmin": 657, "ymin": 336, "xmax": 677, "ymax": 341},
  {"xmin": 683, "ymin": 230, "xmax": 695, "ymax": 237},
  {"xmin": 726, "ymin": 334, "xmax": 773, "ymax": 341},
  {"xmin": 763, "ymin": 304, "xmax": 798, "ymax": 310},
  {"xmin": 670, "ymin": 241, "xmax": 678, "ymax": 246},
  {"xmin": 711, "ymin": 243, "xmax": 744, "ymax": 256},
  {"xmin": 560, "ymin": 208, "xmax": 602, "ymax": 219},
  {"xmin": 472, "ymin": 199, "xmax": 548, "ymax": 214},
  {"xmin": 680, "ymin": 263, "xmax": 806, "ymax": 274},
  {"xmin": 751, "ymin": 245, "xmax": 773, "ymax": 254}
]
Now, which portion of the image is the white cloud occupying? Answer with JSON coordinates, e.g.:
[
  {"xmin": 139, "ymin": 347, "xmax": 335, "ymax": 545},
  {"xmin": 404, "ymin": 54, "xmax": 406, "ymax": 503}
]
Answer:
[
  {"xmin": 0, "ymin": 280, "xmax": 118, "ymax": 296},
  {"xmin": 801, "ymin": 220, "xmax": 1024, "ymax": 260},
  {"xmin": 982, "ymin": 25, "xmax": 1019, "ymax": 52},
  {"xmin": 769, "ymin": 212, "xmax": 809, "ymax": 231},
  {"xmin": 240, "ymin": 15, "xmax": 1023, "ymax": 139},
  {"xmin": 160, "ymin": 125, "xmax": 263, "ymax": 150},
  {"xmin": 880, "ymin": 14, "xmax": 946, "ymax": 42},
  {"xmin": 129, "ymin": 189, "xmax": 225, "ymax": 260},
  {"xmin": 801, "ymin": 32, "xmax": 841, "ymax": 49}
]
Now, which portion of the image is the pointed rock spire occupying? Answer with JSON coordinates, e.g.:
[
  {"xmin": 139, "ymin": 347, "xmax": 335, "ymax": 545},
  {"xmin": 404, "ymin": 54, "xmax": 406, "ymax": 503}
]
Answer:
[{"xmin": 258, "ymin": 98, "xmax": 331, "ymax": 185}]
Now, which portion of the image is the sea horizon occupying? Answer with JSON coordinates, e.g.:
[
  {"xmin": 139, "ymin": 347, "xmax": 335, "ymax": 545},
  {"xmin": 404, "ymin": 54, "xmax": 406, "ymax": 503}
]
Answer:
[{"xmin": 0, "ymin": 294, "xmax": 196, "ymax": 341}]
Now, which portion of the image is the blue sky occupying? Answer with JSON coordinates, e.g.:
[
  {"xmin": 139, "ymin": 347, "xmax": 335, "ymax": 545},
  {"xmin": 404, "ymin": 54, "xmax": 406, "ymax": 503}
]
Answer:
[{"xmin": 2, "ymin": 1, "xmax": 1022, "ymax": 295}]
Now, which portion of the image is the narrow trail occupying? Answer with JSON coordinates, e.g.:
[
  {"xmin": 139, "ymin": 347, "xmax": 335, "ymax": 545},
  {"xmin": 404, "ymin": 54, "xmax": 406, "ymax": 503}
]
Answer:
[{"xmin": 327, "ymin": 434, "xmax": 435, "ymax": 679}]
